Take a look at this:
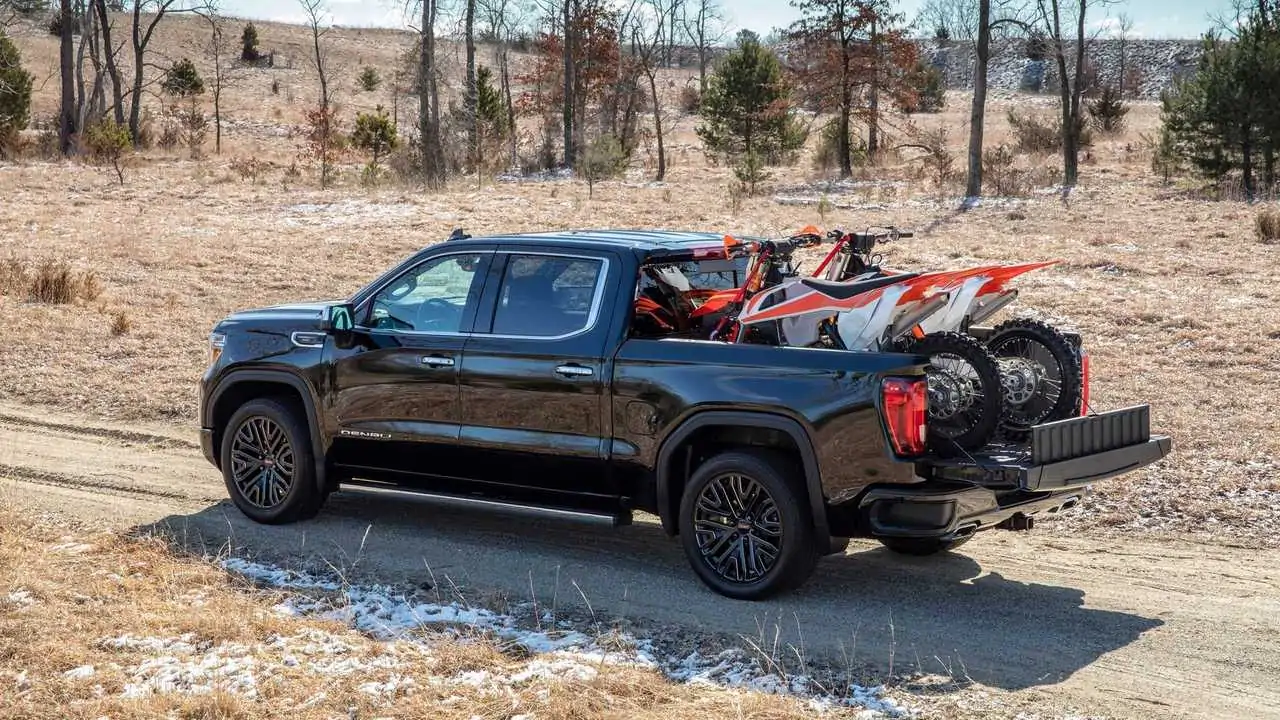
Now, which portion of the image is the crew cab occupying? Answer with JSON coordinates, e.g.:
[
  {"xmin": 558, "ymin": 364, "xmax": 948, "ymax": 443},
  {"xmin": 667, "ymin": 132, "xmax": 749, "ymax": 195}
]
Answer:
[{"xmin": 199, "ymin": 230, "xmax": 1171, "ymax": 599}]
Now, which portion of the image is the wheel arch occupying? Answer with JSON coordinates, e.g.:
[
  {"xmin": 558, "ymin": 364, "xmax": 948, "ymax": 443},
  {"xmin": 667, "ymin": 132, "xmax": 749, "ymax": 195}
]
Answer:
[
  {"xmin": 206, "ymin": 370, "xmax": 326, "ymax": 491},
  {"xmin": 655, "ymin": 411, "xmax": 832, "ymax": 548}
]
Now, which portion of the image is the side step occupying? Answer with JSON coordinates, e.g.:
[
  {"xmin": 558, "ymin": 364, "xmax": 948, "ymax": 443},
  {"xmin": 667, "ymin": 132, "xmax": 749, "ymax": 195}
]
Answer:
[{"xmin": 339, "ymin": 478, "xmax": 632, "ymax": 527}]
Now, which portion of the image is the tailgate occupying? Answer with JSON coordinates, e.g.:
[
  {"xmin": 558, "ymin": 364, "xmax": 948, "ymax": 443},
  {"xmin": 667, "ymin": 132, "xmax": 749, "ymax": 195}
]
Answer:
[{"xmin": 919, "ymin": 405, "xmax": 1172, "ymax": 491}]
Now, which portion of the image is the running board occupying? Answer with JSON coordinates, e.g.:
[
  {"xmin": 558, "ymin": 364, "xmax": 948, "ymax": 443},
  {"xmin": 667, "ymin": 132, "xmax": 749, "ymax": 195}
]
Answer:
[{"xmin": 340, "ymin": 479, "xmax": 632, "ymax": 526}]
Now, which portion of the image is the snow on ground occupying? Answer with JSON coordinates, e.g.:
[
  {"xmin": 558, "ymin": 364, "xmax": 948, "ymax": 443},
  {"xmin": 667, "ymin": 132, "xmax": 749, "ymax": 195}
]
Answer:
[
  {"xmin": 5, "ymin": 589, "xmax": 36, "ymax": 608},
  {"xmin": 202, "ymin": 557, "xmax": 915, "ymax": 716}
]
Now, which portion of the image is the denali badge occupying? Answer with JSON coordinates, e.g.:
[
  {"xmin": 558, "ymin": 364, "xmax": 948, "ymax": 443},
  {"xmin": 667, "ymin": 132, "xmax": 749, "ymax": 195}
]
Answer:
[{"xmin": 340, "ymin": 429, "xmax": 393, "ymax": 440}]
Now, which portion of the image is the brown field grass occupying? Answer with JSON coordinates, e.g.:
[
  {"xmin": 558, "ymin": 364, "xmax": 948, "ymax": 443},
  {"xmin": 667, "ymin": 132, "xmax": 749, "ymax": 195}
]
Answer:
[
  {"xmin": 0, "ymin": 14, "xmax": 1277, "ymax": 545},
  {"xmin": 1, "ymin": 505, "xmax": 890, "ymax": 719}
]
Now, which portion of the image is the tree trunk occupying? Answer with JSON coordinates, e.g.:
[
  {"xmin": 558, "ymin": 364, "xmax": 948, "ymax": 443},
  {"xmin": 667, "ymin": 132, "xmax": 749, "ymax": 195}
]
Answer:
[
  {"xmin": 464, "ymin": 0, "xmax": 477, "ymax": 171},
  {"xmin": 1242, "ymin": 135, "xmax": 1255, "ymax": 199},
  {"xmin": 420, "ymin": 0, "xmax": 446, "ymax": 188},
  {"xmin": 59, "ymin": 0, "xmax": 76, "ymax": 155},
  {"xmin": 1049, "ymin": 0, "xmax": 1077, "ymax": 186},
  {"xmin": 867, "ymin": 17, "xmax": 880, "ymax": 156},
  {"xmin": 129, "ymin": 2, "xmax": 144, "ymax": 143},
  {"xmin": 965, "ymin": 0, "xmax": 991, "ymax": 199},
  {"xmin": 838, "ymin": 51, "xmax": 852, "ymax": 179},
  {"xmin": 562, "ymin": 0, "xmax": 575, "ymax": 167},
  {"xmin": 94, "ymin": 0, "xmax": 125, "ymax": 126},
  {"xmin": 501, "ymin": 47, "xmax": 517, "ymax": 169},
  {"xmin": 648, "ymin": 69, "xmax": 665, "ymax": 181}
]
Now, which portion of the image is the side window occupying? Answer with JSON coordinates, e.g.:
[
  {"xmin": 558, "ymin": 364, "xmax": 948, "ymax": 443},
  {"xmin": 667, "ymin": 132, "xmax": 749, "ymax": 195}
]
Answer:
[
  {"xmin": 491, "ymin": 254, "xmax": 604, "ymax": 337},
  {"xmin": 368, "ymin": 253, "xmax": 484, "ymax": 333}
]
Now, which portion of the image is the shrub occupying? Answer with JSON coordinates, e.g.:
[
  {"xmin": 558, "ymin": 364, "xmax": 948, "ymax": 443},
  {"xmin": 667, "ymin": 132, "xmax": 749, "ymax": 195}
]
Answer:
[
  {"xmin": 982, "ymin": 144, "xmax": 1030, "ymax": 197},
  {"xmin": 900, "ymin": 61, "xmax": 945, "ymax": 114},
  {"xmin": 1257, "ymin": 208, "xmax": 1280, "ymax": 244},
  {"xmin": 162, "ymin": 58, "xmax": 204, "ymax": 98},
  {"xmin": 84, "ymin": 119, "xmax": 132, "ymax": 184},
  {"xmin": 1007, "ymin": 110, "xmax": 1059, "ymax": 153},
  {"xmin": 1088, "ymin": 85, "xmax": 1129, "ymax": 134},
  {"xmin": 581, "ymin": 134, "xmax": 626, "ymax": 198},
  {"xmin": 270, "ymin": 78, "xmax": 280, "ymax": 95},
  {"xmin": 812, "ymin": 120, "xmax": 866, "ymax": 172},
  {"xmin": 230, "ymin": 156, "xmax": 268, "ymax": 183},
  {"xmin": 241, "ymin": 23, "xmax": 261, "ymax": 62},
  {"xmin": 27, "ymin": 260, "xmax": 100, "ymax": 304},
  {"xmin": 358, "ymin": 67, "xmax": 381, "ymax": 92},
  {"xmin": 110, "ymin": 310, "xmax": 132, "ymax": 336},
  {"xmin": 678, "ymin": 84, "xmax": 700, "ymax": 114},
  {"xmin": 352, "ymin": 105, "xmax": 397, "ymax": 166},
  {"xmin": 734, "ymin": 150, "xmax": 769, "ymax": 196},
  {"xmin": 181, "ymin": 104, "xmax": 208, "ymax": 159},
  {"xmin": 47, "ymin": 9, "xmax": 81, "ymax": 36},
  {"xmin": 1025, "ymin": 31, "xmax": 1051, "ymax": 61},
  {"xmin": 915, "ymin": 127, "xmax": 956, "ymax": 188},
  {"xmin": 0, "ymin": 30, "xmax": 34, "ymax": 153},
  {"xmin": 1145, "ymin": 129, "xmax": 1181, "ymax": 184}
]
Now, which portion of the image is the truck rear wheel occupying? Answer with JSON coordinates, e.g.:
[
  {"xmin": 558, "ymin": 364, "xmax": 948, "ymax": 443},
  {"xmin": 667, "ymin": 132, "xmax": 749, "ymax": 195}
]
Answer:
[
  {"xmin": 877, "ymin": 535, "xmax": 972, "ymax": 556},
  {"xmin": 220, "ymin": 398, "xmax": 325, "ymax": 524},
  {"xmin": 677, "ymin": 450, "xmax": 819, "ymax": 600}
]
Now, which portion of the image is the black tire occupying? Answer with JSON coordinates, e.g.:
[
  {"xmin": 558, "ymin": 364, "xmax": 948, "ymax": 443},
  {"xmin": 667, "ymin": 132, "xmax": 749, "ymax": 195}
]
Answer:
[
  {"xmin": 878, "ymin": 535, "xmax": 972, "ymax": 556},
  {"xmin": 677, "ymin": 450, "xmax": 820, "ymax": 600},
  {"xmin": 904, "ymin": 332, "xmax": 1003, "ymax": 454},
  {"xmin": 220, "ymin": 398, "xmax": 324, "ymax": 524},
  {"xmin": 986, "ymin": 318, "xmax": 1084, "ymax": 441}
]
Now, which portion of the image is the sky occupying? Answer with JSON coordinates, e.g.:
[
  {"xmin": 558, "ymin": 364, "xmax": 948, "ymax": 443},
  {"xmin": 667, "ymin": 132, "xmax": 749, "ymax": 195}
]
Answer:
[{"xmin": 216, "ymin": 0, "xmax": 1239, "ymax": 40}]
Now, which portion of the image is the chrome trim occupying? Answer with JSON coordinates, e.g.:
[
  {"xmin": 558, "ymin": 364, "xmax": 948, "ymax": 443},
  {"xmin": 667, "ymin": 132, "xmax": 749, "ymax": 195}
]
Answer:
[
  {"xmin": 421, "ymin": 356, "xmax": 455, "ymax": 367},
  {"xmin": 290, "ymin": 331, "xmax": 326, "ymax": 349},
  {"xmin": 353, "ymin": 250, "xmax": 496, "ymax": 336},
  {"xmin": 341, "ymin": 480, "xmax": 627, "ymax": 526},
  {"xmin": 555, "ymin": 364, "xmax": 594, "ymax": 378},
  {"xmin": 483, "ymin": 252, "xmax": 611, "ymax": 342}
]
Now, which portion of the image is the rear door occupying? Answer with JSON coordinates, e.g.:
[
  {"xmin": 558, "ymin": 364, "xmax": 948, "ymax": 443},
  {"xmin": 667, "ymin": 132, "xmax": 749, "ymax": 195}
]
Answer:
[
  {"xmin": 327, "ymin": 249, "xmax": 493, "ymax": 481},
  {"xmin": 458, "ymin": 247, "xmax": 619, "ymax": 500}
]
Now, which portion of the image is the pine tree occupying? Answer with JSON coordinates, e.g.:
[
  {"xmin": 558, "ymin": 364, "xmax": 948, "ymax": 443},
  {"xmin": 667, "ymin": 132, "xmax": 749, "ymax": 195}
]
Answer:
[
  {"xmin": 0, "ymin": 30, "xmax": 34, "ymax": 152},
  {"xmin": 696, "ymin": 31, "xmax": 805, "ymax": 165},
  {"xmin": 241, "ymin": 23, "xmax": 260, "ymax": 62}
]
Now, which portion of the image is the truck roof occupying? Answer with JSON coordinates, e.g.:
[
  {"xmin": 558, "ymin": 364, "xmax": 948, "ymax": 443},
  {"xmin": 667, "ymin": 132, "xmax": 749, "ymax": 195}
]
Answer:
[{"xmin": 445, "ymin": 229, "xmax": 749, "ymax": 259}]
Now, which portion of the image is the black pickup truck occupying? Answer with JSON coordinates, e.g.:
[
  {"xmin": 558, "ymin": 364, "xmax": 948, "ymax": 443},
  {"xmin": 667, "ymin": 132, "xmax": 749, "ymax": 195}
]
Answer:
[{"xmin": 199, "ymin": 230, "xmax": 1171, "ymax": 599}]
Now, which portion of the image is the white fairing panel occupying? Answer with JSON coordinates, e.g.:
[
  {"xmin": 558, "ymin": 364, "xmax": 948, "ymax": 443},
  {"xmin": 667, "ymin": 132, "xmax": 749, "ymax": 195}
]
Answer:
[{"xmin": 918, "ymin": 275, "xmax": 991, "ymax": 335}]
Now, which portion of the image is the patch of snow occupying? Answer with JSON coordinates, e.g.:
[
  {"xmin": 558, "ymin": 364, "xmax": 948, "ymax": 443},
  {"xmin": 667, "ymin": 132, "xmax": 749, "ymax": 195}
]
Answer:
[
  {"xmin": 49, "ymin": 542, "xmax": 95, "ymax": 554},
  {"xmin": 497, "ymin": 168, "xmax": 574, "ymax": 183},
  {"xmin": 359, "ymin": 674, "xmax": 416, "ymax": 698},
  {"xmin": 280, "ymin": 199, "xmax": 420, "ymax": 229},
  {"xmin": 216, "ymin": 558, "xmax": 913, "ymax": 716},
  {"xmin": 63, "ymin": 665, "xmax": 96, "ymax": 680},
  {"xmin": 6, "ymin": 589, "xmax": 36, "ymax": 607},
  {"xmin": 101, "ymin": 634, "xmax": 198, "ymax": 654}
]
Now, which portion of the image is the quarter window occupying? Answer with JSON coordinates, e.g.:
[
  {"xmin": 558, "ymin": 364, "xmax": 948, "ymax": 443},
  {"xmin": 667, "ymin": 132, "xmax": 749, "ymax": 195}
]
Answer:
[
  {"xmin": 368, "ymin": 253, "xmax": 484, "ymax": 333},
  {"xmin": 491, "ymin": 255, "xmax": 604, "ymax": 337}
]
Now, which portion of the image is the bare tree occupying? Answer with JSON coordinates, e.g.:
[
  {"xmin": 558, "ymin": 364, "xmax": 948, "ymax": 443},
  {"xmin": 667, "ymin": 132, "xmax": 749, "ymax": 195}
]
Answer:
[
  {"xmin": 193, "ymin": 2, "xmax": 238, "ymax": 153},
  {"xmin": 634, "ymin": 0, "xmax": 671, "ymax": 180},
  {"xmin": 478, "ymin": 0, "xmax": 525, "ymax": 168},
  {"xmin": 129, "ymin": 1, "xmax": 198, "ymax": 143},
  {"xmin": 683, "ymin": 0, "xmax": 724, "ymax": 94},
  {"xmin": 964, "ymin": 0, "xmax": 1032, "ymax": 201},
  {"xmin": 420, "ymin": 0, "xmax": 446, "ymax": 187},
  {"xmin": 464, "ymin": 0, "xmax": 477, "ymax": 170},
  {"xmin": 93, "ymin": 0, "xmax": 126, "ymax": 126},
  {"xmin": 1035, "ymin": 0, "xmax": 1110, "ymax": 187},
  {"xmin": 1115, "ymin": 11, "xmax": 1133, "ymax": 96},
  {"xmin": 562, "ymin": 0, "xmax": 574, "ymax": 166},
  {"xmin": 915, "ymin": 0, "xmax": 979, "ymax": 40},
  {"xmin": 59, "ymin": 0, "xmax": 76, "ymax": 154},
  {"xmin": 299, "ymin": 0, "xmax": 337, "ymax": 186}
]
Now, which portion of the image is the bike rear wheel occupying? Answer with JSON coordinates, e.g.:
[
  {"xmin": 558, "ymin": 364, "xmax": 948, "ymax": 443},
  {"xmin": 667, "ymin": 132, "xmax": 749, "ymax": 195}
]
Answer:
[
  {"xmin": 986, "ymin": 319, "xmax": 1083, "ymax": 441},
  {"xmin": 903, "ymin": 332, "xmax": 1004, "ymax": 454}
]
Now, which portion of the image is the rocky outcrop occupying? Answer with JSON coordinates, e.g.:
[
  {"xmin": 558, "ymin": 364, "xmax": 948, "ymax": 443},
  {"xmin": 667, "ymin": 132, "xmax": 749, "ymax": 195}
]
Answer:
[{"xmin": 920, "ymin": 38, "xmax": 1203, "ymax": 99}]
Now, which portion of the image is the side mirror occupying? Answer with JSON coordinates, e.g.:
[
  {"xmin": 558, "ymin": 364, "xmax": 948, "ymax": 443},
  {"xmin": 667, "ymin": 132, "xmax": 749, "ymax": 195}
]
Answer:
[{"xmin": 324, "ymin": 303, "xmax": 355, "ymax": 333}]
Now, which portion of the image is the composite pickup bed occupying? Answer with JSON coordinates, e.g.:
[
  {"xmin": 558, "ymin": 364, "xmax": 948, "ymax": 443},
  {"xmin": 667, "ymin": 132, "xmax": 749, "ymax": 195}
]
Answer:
[{"xmin": 199, "ymin": 230, "xmax": 1172, "ymax": 599}]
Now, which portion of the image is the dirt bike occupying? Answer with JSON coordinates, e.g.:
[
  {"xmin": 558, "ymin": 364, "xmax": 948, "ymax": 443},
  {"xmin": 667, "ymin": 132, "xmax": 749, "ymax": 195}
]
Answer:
[
  {"xmin": 813, "ymin": 226, "xmax": 1087, "ymax": 440},
  {"xmin": 713, "ymin": 230, "xmax": 1006, "ymax": 453}
]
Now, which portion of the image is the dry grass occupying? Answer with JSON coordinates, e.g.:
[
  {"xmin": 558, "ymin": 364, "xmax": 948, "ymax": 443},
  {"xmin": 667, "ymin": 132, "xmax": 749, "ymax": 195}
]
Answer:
[
  {"xmin": 0, "ymin": 256, "xmax": 103, "ymax": 305},
  {"xmin": 0, "ymin": 16, "xmax": 1275, "ymax": 543},
  {"xmin": 1257, "ymin": 207, "xmax": 1280, "ymax": 243},
  {"xmin": 0, "ymin": 507, "xmax": 847, "ymax": 720}
]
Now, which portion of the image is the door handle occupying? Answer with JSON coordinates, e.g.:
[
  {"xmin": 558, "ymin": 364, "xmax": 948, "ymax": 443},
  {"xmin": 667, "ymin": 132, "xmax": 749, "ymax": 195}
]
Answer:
[
  {"xmin": 555, "ymin": 364, "xmax": 594, "ymax": 378},
  {"xmin": 421, "ymin": 355, "xmax": 455, "ymax": 368}
]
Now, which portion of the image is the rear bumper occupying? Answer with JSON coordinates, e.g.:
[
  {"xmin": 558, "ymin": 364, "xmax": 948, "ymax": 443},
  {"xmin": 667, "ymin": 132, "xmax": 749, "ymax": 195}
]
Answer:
[{"xmin": 858, "ymin": 484, "xmax": 1085, "ymax": 540}]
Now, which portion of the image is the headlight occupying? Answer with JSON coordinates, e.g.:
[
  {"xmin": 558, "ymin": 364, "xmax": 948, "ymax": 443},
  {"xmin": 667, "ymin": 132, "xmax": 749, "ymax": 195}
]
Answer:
[{"xmin": 209, "ymin": 332, "xmax": 226, "ymax": 365}]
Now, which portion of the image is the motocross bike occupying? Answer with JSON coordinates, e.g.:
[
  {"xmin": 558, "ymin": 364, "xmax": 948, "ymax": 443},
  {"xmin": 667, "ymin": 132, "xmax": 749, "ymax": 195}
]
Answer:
[
  {"xmin": 719, "ymin": 230, "xmax": 1006, "ymax": 454},
  {"xmin": 814, "ymin": 226, "xmax": 1086, "ymax": 439}
]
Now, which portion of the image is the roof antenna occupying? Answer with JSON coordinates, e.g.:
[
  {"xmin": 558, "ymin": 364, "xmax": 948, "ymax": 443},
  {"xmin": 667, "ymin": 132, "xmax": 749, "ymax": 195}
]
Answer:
[{"xmin": 448, "ymin": 228, "xmax": 471, "ymax": 241}]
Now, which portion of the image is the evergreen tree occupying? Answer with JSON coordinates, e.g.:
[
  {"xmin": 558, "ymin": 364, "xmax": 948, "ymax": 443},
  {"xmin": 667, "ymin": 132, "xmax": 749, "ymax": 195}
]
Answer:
[
  {"xmin": 162, "ymin": 58, "xmax": 205, "ymax": 98},
  {"xmin": 0, "ymin": 30, "xmax": 34, "ymax": 150},
  {"xmin": 696, "ymin": 30, "xmax": 805, "ymax": 165},
  {"xmin": 241, "ymin": 23, "xmax": 261, "ymax": 62}
]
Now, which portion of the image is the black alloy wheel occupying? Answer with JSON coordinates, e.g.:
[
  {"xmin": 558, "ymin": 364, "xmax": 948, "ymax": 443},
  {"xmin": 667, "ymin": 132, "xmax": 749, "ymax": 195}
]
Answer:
[
  {"xmin": 230, "ymin": 416, "xmax": 296, "ymax": 509},
  {"xmin": 692, "ymin": 472, "xmax": 784, "ymax": 584},
  {"xmin": 220, "ymin": 398, "xmax": 325, "ymax": 524}
]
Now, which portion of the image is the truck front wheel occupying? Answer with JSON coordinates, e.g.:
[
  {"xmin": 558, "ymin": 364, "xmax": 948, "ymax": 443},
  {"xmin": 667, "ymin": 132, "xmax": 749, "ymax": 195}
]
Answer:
[
  {"xmin": 677, "ymin": 450, "xmax": 820, "ymax": 600},
  {"xmin": 220, "ymin": 398, "xmax": 325, "ymax": 524}
]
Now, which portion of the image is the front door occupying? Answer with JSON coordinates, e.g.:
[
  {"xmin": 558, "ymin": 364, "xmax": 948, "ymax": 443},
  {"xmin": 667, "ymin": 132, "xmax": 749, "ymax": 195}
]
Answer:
[
  {"xmin": 328, "ymin": 250, "xmax": 492, "ymax": 482},
  {"xmin": 458, "ymin": 249, "xmax": 617, "ymax": 501}
]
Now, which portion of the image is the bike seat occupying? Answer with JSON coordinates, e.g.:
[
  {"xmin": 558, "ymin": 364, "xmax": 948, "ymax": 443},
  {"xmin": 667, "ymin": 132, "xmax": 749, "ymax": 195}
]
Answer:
[{"xmin": 800, "ymin": 273, "xmax": 919, "ymax": 300}]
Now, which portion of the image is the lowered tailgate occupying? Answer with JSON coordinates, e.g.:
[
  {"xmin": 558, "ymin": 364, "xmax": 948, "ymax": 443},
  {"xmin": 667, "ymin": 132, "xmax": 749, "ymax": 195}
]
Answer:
[{"xmin": 917, "ymin": 405, "xmax": 1172, "ymax": 490}]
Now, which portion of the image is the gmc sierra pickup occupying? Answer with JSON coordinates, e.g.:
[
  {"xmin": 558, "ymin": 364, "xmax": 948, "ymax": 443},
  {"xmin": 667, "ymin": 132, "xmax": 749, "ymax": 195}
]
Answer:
[{"xmin": 199, "ymin": 230, "xmax": 1171, "ymax": 599}]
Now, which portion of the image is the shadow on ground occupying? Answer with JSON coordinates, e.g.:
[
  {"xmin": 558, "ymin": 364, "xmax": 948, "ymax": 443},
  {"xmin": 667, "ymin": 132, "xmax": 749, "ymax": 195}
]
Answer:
[{"xmin": 136, "ymin": 487, "xmax": 1163, "ymax": 692}]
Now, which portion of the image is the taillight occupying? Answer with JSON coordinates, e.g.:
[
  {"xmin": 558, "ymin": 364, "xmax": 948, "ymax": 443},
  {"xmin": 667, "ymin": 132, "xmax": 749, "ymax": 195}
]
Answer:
[
  {"xmin": 1079, "ymin": 351, "xmax": 1091, "ymax": 416},
  {"xmin": 882, "ymin": 377, "xmax": 927, "ymax": 456}
]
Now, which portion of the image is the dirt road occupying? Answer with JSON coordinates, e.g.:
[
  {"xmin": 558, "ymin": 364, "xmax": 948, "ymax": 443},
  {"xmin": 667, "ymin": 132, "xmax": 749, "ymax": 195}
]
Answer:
[{"xmin": 1, "ymin": 402, "xmax": 1277, "ymax": 719}]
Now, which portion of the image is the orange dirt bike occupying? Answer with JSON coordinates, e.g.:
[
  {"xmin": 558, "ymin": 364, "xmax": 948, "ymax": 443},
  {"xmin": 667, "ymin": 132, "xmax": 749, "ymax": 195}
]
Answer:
[{"xmin": 738, "ymin": 226, "xmax": 1086, "ymax": 441}]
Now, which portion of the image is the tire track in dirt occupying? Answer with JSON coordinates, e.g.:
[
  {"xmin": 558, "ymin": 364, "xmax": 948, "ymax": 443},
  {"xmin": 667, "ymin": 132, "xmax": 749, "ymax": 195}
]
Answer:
[{"xmin": 1, "ymin": 404, "xmax": 1279, "ymax": 720}]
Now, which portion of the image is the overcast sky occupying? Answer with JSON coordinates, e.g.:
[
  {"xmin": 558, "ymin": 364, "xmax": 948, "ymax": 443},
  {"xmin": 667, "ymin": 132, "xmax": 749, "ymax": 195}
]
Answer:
[{"xmin": 215, "ymin": 0, "xmax": 1236, "ymax": 39}]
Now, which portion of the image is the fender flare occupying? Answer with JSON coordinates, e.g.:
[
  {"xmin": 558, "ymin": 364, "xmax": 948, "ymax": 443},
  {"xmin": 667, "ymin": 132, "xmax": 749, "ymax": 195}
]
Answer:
[
  {"xmin": 655, "ymin": 410, "xmax": 832, "ymax": 546},
  {"xmin": 207, "ymin": 369, "xmax": 327, "ymax": 492}
]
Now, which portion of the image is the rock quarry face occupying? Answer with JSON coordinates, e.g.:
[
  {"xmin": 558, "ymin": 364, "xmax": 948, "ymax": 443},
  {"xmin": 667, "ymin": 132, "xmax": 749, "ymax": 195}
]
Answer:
[{"xmin": 921, "ymin": 38, "xmax": 1203, "ymax": 99}]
